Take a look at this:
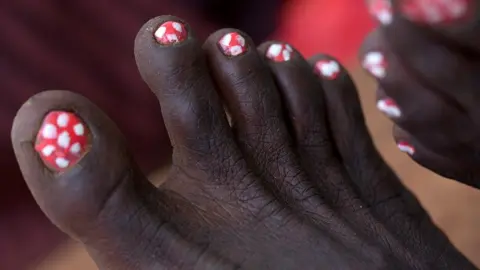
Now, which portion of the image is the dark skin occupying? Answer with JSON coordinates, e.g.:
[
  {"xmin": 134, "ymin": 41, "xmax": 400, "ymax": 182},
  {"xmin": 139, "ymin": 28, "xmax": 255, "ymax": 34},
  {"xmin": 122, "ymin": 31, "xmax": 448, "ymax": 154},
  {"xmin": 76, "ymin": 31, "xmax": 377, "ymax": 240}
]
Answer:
[
  {"xmin": 362, "ymin": 0, "xmax": 480, "ymax": 185},
  {"xmin": 10, "ymin": 12, "xmax": 479, "ymax": 270}
]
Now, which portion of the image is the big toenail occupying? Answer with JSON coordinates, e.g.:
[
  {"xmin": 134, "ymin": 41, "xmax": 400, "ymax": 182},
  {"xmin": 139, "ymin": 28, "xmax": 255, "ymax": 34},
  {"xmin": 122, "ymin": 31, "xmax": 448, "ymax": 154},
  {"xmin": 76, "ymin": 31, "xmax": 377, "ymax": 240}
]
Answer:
[
  {"xmin": 377, "ymin": 98, "xmax": 401, "ymax": 118},
  {"xmin": 362, "ymin": 51, "xmax": 387, "ymax": 79},
  {"xmin": 154, "ymin": 21, "xmax": 187, "ymax": 45},
  {"xmin": 265, "ymin": 43, "xmax": 294, "ymax": 62},
  {"xmin": 397, "ymin": 141, "xmax": 415, "ymax": 155},
  {"xmin": 35, "ymin": 111, "xmax": 90, "ymax": 171},
  {"xmin": 400, "ymin": 0, "xmax": 472, "ymax": 24},
  {"xmin": 218, "ymin": 32, "xmax": 248, "ymax": 57},
  {"xmin": 314, "ymin": 59, "xmax": 341, "ymax": 80},
  {"xmin": 368, "ymin": 0, "xmax": 393, "ymax": 25}
]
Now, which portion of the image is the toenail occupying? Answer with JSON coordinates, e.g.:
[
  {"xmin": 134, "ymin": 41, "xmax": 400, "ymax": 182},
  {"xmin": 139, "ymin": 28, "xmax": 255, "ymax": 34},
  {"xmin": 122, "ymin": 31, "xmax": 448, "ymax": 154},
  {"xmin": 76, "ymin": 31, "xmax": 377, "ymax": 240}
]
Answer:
[
  {"xmin": 314, "ymin": 59, "xmax": 341, "ymax": 80},
  {"xmin": 218, "ymin": 32, "xmax": 248, "ymax": 57},
  {"xmin": 154, "ymin": 21, "xmax": 188, "ymax": 45},
  {"xmin": 35, "ymin": 111, "xmax": 90, "ymax": 171},
  {"xmin": 362, "ymin": 51, "xmax": 387, "ymax": 79},
  {"xmin": 368, "ymin": 0, "xmax": 393, "ymax": 25},
  {"xmin": 265, "ymin": 43, "xmax": 294, "ymax": 62},
  {"xmin": 377, "ymin": 98, "xmax": 401, "ymax": 118},
  {"xmin": 400, "ymin": 0, "xmax": 472, "ymax": 24},
  {"xmin": 397, "ymin": 141, "xmax": 415, "ymax": 155}
]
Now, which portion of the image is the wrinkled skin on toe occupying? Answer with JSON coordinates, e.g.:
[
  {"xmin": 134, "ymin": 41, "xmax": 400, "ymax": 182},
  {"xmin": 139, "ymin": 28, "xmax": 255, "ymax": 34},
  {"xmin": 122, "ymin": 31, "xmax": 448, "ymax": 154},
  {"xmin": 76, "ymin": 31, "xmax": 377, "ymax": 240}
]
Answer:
[
  {"xmin": 11, "ymin": 16, "xmax": 476, "ymax": 269},
  {"xmin": 363, "ymin": 0, "xmax": 480, "ymax": 186}
]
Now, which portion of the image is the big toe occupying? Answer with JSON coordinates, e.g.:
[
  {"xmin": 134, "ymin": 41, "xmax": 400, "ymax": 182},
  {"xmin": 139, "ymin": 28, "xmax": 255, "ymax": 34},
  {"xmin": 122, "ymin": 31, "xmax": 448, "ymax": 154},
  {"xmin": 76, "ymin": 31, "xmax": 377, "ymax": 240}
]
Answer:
[{"xmin": 11, "ymin": 90, "xmax": 226, "ymax": 269}]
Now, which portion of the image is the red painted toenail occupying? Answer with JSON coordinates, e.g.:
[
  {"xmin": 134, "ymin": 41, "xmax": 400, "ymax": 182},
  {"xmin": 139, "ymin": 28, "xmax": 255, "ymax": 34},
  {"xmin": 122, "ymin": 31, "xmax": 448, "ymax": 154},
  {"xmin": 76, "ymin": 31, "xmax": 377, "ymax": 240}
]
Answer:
[
  {"xmin": 362, "ymin": 51, "xmax": 387, "ymax": 79},
  {"xmin": 35, "ymin": 111, "xmax": 90, "ymax": 171},
  {"xmin": 400, "ymin": 0, "xmax": 472, "ymax": 24},
  {"xmin": 218, "ymin": 32, "xmax": 247, "ymax": 57},
  {"xmin": 368, "ymin": 0, "xmax": 393, "ymax": 25},
  {"xmin": 397, "ymin": 141, "xmax": 415, "ymax": 155},
  {"xmin": 266, "ymin": 43, "xmax": 294, "ymax": 62},
  {"xmin": 377, "ymin": 98, "xmax": 401, "ymax": 118},
  {"xmin": 154, "ymin": 21, "xmax": 187, "ymax": 45},
  {"xmin": 314, "ymin": 59, "xmax": 341, "ymax": 80}
]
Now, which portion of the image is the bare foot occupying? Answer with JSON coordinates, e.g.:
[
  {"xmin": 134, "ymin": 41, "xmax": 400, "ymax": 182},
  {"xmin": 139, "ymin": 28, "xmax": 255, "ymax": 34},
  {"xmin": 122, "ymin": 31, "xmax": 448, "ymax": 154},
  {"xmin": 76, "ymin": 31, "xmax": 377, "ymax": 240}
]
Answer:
[
  {"xmin": 12, "ymin": 16, "xmax": 475, "ymax": 269},
  {"xmin": 363, "ymin": 0, "xmax": 480, "ymax": 186}
]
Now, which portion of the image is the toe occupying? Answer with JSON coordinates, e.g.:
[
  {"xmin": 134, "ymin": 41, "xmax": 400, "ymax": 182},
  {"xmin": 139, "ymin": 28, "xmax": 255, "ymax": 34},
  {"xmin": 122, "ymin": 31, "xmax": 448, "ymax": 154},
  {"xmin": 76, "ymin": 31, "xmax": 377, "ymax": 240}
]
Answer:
[
  {"xmin": 369, "ymin": 1, "xmax": 480, "ymax": 125},
  {"xmin": 202, "ymin": 30, "xmax": 296, "ymax": 178},
  {"xmin": 134, "ymin": 17, "xmax": 277, "ymax": 214},
  {"xmin": 369, "ymin": 0, "xmax": 480, "ymax": 51},
  {"xmin": 12, "ymin": 91, "xmax": 141, "ymax": 233},
  {"xmin": 255, "ymin": 42, "xmax": 364, "ymax": 206},
  {"xmin": 307, "ymin": 54, "xmax": 407, "ymax": 204},
  {"xmin": 202, "ymin": 30, "xmax": 324, "ymax": 211},
  {"xmin": 393, "ymin": 125, "xmax": 480, "ymax": 188},
  {"xmin": 202, "ymin": 29, "xmax": 291, "ymax": 155},
  {"xmin": 359, "ymin": 29, "xmax": 477, "ymax": 162},
  {"xmin": 306, "ymin": 55, "xmax": 453, "ymax": 257},
  {"xmin": 369, "ymin": 0, "xmax": 474, "ymax": 27},
  {"xmin": 256, "ymin": 41, "xmax": 333, "ymax": 160},
  {"xmin": 11, "ymin": 90, "xmax": 218, "ymax": 269},
  {"xmin": 134, "ymin": 16, "xmax": 238, "ymax": 167}
]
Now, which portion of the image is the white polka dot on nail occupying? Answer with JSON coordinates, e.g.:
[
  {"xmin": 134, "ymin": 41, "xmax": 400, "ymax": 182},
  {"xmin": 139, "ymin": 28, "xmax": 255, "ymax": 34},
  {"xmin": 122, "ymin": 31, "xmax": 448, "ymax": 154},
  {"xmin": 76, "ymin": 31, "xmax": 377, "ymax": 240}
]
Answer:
[
  {"xmin": 376, "ymin": 99, "xmax": 401, "ymax": 118},
  {"xmin": 41, "ymin": 145, "xmax": 56, "ymax": 157},
  {"xmin": 317, "ymin": 60, "xmax": 340, "ymax": 78},
  {"xmin": 378, "ymin": 11, "xmax": 392, "ymax": 24},
  {"xmin": 42, "ymin": 124, "xmax": 57, "ymax": 139},
  {"xmin": 369, "ymin": 0, "xmax": 393, "ymax": 25},
  {"xmin": 397, "ymin": 143, "xmax": 415, "ymax": 155},
  {"xmin": 55, "ymin": 157, "xmax": 70, "ymax": 168},
  {"xmin": 155, "ymin": 26, "xmax": 167, "ymax": 39},
  {"xmin": 73, "ymin": 123, "xmax": 85, "ymax": 136},
  {"xmin": 166, "ymin": 34, "xmax": 179, "ymax": 43},
  {"xmin": 57, "ymin": 131, "xmax": 71, "ymax": 149},
  {"xmin": 219, "ymin": 33, "xmax": 232, "ymax": 47},
  {"xmin": 56, "ymin": 113, "xmax": 70, "ymax": 127},
  {"xmin": 366, "ymin": 52, "xmax": 383, "ymax": 63},
  {"xmin": 172, "ymin": 22, "xmax": 182, "ymax": 32},
  {"xmin": 70, "ymin": 142, "xmax": 81, "ymax": 154},
  {"xmin": 363, "ymin": 51, "xmax": 387, "ymax": 78},
  {"xmin": 229, "ymin": 45, "xmax": 243, "ymax": 56},
  {"xmin": 267, "ymin": 44, "xmax": 282, "ymax": 57},
  {"xmin": 282, "ymin": 50, "xmax": 291, "ymax": 61}
]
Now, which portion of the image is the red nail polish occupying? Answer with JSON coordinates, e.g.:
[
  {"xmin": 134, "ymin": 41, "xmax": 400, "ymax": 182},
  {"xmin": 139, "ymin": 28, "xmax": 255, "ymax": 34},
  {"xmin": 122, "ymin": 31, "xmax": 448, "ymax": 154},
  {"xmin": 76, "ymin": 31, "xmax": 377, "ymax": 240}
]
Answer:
[
  {"xmin": 397, "ymin": 141, "xmax": 415, "ymax": 155},
  {"xmin": 35, "ymin": 111, "xmax": 90, "ymax": 171},
  {"xmin": 400, "ymin": 0, "xmax": 472, "ymax": 24},
  {"xmin": 154, "ymin": 21, "xmax": 188, "ymax": 45},
  {"xmin": 314, "ymin": 59, "xmax": 341, "ymax": 80},
  {"xmin": 368, "ymin": 0, "xmax": 393, "ymax": 25},
  {"xmin": 266, "ymin": 43, "xmax": 294, "ymax": 62},
  {"xmin": 218, "ymin": 32, "xmax": 247, "ymax": 57},
  {"xmin": 377, "ymin": 98, "xmax": 401, "ymax": 118}
]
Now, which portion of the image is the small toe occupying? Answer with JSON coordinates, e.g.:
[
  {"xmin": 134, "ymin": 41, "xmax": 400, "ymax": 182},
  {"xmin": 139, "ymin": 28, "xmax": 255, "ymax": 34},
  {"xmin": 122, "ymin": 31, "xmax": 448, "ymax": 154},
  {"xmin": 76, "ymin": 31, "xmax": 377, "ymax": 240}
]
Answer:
[
  {"xmin": 370, "ymin": 2, "xmax": 480, "ymax": 124},
  {"xmin": 202, "ymin": 30, "xmax": 327, "ymax": 215},
  {"xmin": 202, "ymin": 29, "xmax": 291, "ymax": 156},
  {"xmin": 369, "ymin": 0, "xmax": 480, "ymax": 51},
  {"xmin": 360, "ymin": 29, "xmax": 476, "ymax": 162},
  {"xmin": 257, "ymin": 41, "xmax": 333, "ymax": 161},
  {"xmin": 202, "ymin": 30, "xmax": 300, "ymax": 182},
  {"xmin": 256, "ymin": 42, "xmax": 358, "ymax": 207},
  {"xmin": 393, "ymin": 125, "xmax": 480, "ymax": 188},
  {"xmin": 307, "ymin": 54, "xmax": 405, "ymax": 202}
]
